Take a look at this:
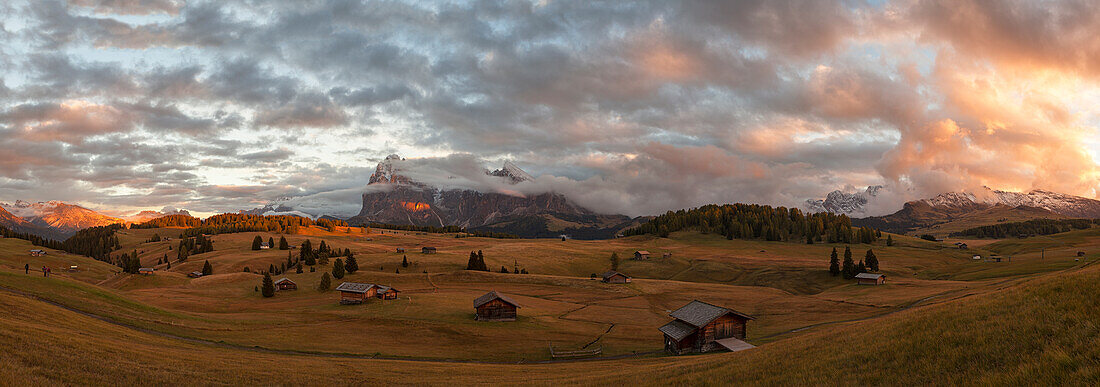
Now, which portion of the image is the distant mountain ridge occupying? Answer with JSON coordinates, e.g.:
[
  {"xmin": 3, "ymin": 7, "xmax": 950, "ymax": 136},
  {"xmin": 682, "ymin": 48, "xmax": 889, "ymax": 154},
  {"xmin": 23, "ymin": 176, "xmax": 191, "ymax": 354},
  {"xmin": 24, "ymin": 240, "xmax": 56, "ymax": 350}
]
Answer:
[
  {"xmin": 346, "ymin": 155, "xmax": 635, "ymax": 239},
  {"xmin": 805, "ymin": 186, "xmax": 881, "ymax": 215},
  {"xmin": 853, "ymin": 189, "xmax": 1100, "ymax": 234},
  {"xmin": 0, "ymin": 200, "xmax": 122, "ymax": 238}
]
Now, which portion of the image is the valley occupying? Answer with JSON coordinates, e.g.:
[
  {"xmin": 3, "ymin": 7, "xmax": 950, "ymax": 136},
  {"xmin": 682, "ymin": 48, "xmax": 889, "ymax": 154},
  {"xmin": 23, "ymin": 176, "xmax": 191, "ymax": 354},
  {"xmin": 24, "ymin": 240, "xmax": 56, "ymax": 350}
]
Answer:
[{"xmin": 2, "ymin": 219, "xmax": 1098, "ymax": 383}]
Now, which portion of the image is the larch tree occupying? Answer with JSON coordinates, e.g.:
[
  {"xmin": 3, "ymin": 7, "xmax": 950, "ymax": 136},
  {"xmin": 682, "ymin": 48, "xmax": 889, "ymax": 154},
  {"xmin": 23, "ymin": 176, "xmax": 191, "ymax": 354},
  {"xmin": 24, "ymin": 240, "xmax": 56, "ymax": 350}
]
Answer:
[
  {"xmin": 251, "ymin": 235, "xmax": 263, "ymax": 250},
  {"xmin": 829, "ymin": 247, "xmax": 840, "ymax": 276},
  {"xmin": 332, "ymin": 258, "xmax": 345, "ymax": 279},
  {"xmin": 865, "ymin": 249, "xmax": 879, "ymax": 272},
  {"xmin": 261, "ymin": 273, "xmax": 275, "ymax": 297}
]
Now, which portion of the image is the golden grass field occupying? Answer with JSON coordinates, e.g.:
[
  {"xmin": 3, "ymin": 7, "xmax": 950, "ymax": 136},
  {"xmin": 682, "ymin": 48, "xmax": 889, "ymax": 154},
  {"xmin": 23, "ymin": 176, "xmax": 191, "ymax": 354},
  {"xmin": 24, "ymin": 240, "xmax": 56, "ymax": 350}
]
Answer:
[{"xmin": 0, "ymin": 225, "xmax": 1098, "ymax": 384}]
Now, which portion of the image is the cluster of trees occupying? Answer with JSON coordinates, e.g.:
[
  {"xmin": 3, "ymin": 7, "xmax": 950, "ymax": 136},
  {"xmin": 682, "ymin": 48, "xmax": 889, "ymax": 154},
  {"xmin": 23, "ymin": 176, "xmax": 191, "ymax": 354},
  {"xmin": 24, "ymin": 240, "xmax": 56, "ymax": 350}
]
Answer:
[
  {"xmin": 0, "ymin": 225, "xmax": 63, "ymax": 250},
  {"xmin": 297, "ymin": 239, "xmax": 354, "ymax": 267},
  {"xmin": 137, "ymin": 213, "xmax": 348, "ymax": 236},
  {"xmin": 456, "ymin": 231, "xmax": 521, "ymax": 239},
  {"xmin": 118, "ymin": 250, "xmax": 142, "ymax": 274},
  {"xmin": 146, "ymin": 233, "xmax": 162, "ymax": 243},
  {"xmin": 623, "ymin": 204, "xmax": 880, "ymax": 244},
  {"xmin": 60, "ymin": 224, "xmax": 123, "ymax": 262},
  {"xmin": 828, "ymin": 246, "xmax": 880, "ymax": 279},
  {"xmin": 176, "ymin": 235, "xmax": 214, "ymax": 261},
  {"xmin": 949, "ymin": 219, "xmax": 1100, "ymax": 239},
  {"xmin": 466, "ymin": 250, "xmax": 488, "ymax": 271}
]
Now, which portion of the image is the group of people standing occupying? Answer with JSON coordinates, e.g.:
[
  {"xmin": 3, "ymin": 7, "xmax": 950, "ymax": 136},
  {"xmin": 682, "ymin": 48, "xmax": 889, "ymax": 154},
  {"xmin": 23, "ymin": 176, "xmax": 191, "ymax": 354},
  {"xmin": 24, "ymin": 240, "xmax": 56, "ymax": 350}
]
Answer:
[{"xmin": 24, "ymin": 263, "xmax": 50, "ymax": 277}]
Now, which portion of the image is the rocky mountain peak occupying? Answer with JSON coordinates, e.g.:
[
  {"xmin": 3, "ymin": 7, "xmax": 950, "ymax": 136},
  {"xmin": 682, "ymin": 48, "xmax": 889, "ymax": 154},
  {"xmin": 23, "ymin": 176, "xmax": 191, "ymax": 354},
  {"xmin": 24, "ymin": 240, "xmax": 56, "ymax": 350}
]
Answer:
[{"xmin": 488, "ymin": 161, "xmax": 534, "ymax": 184}]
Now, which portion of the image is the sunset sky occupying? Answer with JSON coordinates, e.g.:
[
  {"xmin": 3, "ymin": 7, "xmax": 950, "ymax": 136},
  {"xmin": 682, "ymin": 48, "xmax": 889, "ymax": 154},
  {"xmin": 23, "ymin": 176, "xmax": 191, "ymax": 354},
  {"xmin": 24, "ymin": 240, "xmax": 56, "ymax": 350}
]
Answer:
[{"xmin": 1, "ymin": 0, "xmax": 1098, "ymax": 218}]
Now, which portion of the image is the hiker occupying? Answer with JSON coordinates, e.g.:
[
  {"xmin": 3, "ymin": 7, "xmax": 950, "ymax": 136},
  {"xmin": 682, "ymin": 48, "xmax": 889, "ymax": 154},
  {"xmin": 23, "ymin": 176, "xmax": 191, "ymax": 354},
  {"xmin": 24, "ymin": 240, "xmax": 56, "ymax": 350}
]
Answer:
[
  {"xmin": 25, "ymin": 263, "xmax": 29, "ymax": 274},
  {"xmin": 42, "ymin": 266, "xmax": 47, "ymax": 277}
]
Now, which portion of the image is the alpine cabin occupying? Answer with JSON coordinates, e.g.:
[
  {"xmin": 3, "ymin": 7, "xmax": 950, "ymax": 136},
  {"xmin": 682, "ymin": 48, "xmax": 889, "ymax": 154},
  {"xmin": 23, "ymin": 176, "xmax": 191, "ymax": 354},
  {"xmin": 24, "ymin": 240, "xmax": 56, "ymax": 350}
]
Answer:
[
  {"xmin": 659, "ymin": 300, "xmax": 755, "ymax": 355},
  {"xmin": 29, "ymin": 249, "xmax": 46, "ymax": 256},
  {"xmin": 602, "ymin": 271, "xmax": 632, "ymax": 284},
  {"xmin": 422, "ymin": 247, "xmax": 437, "ymax": 254},
  {"xmin": 633, "ymin": 250, "xmax": 650, "ymax": 260},
  {"xmin": 336, "ymin": 282, "xmax": 376, "ymax": 304},
  {"xmin": 138, "ymin": 268, "xmax": 155, "ymax": 275},
  {"xmin": 188, "ymin": 271, "xmax": 203, "ymax": 278},
  {"xmin": 274, "ymin": 278, "xmax": 298, "ymax": 291},
  {"xmin": 474, "ymin": 291, "xmax": 519, "ymax": 321},
  {"xmin": 375, "ymin": 285, "xmax": 400, "ymax": 300},
  {"xmin": 855, "ymin": 273, "xmax": 886, "ymax": 285}
]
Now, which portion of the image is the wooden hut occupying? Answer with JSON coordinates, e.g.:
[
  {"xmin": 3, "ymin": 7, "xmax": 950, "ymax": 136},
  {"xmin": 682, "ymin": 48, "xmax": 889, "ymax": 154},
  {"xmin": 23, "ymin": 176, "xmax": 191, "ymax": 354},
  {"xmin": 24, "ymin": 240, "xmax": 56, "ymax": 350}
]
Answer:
[
  {"xmin": 422, "ymin": 247, "xmax": 437, "ymax": 254},
  {"xmin": 138, "ymin": 268, "xmax": 155, "ymax": 275},
  {"xmin": 29, "ymin": 249, "xmax": 46, "ymax": 256},
  {"xmin": 659, "ymin": 300, "xmax": 755, "ymax": 355},
  {"xmin": 375, "ymin": 285, "xmax": 400, "ymax": 300},
  {"xmin": 187, "ymin": 271, "xmax": 203, "ymax": 278},
  {"xmin": 662, "ymin": 252, "xmax": 673, "ymax": 259},
  {"xmin": 633, "ymin": 250, "xmax": 650, "ymax": 260},
  {"xmin": 336, "ymin": 282, "xmax": 376, "ymax": 304},
  {"xmin": 855, "ymin": 273, "xmax": 886, "ymax": 285},
  {"xmin": 396, "ymin": 248, "xmax": 406, "ymax": 253},
  {"xmin": 473, "ymin": 291, "xmax": 519, "ymax": 321},
  {"xmin": 274, "ymin": 278, "xmax": 298, "ymax": 291},
  {"xmin": 601, "ymin": 271, "xmax": 632, "ymax": 284}
]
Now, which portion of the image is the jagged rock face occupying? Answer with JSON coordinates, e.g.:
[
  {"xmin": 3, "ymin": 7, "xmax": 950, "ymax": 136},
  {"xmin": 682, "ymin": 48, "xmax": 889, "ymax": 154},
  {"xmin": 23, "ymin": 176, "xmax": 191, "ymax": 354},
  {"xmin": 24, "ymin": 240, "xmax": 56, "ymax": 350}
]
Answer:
[
  {"xmin": 0, "ymin": 200, "xmax": 122, "ymax": 239},
  {"xmin": 804, "ymin": 186, "xmax": 881, "ymax": 215},
  {"xmin": 920, "ymin": 189, "xmax": 1100, "ymax": 218},
  {"xmin": 347, "ymin": 155, "xmax": 631, "ymax": 238}
]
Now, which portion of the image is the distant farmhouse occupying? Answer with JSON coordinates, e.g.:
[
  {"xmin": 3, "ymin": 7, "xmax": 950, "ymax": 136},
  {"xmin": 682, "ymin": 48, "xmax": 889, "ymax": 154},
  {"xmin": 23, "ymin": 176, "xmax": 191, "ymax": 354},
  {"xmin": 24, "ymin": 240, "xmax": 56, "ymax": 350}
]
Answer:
[
  {"xmin": 188, "ymin": 271, "xmax": 203, "ymax": 278},
  {"xmin": 29, "ymin": 249, "xmax": 46, "ymax": 256},
  {"xmin": 659, "ymin": 300, "xmax": 755, "ymax": 355},
  {"xmin": 633, "ymin": 250, "xmax": 650, "ymax": 260},
  {"xmin": 422, "ymin": 247, "xmax": 437, "ymax": 254},
  {"xmin": 138, "ymin": 268, "xmax": 155, "ymax": 275},
  {"xmin": 474, "ymin": 291, "xmax": 519, "ymax": 322},
  {"xmin": 855, "ymin": 273, "xmax": 886, "ymax": 285},
  {"xmin": 336, "ymin": 282, "xmax": 376, "ymax": 304},
  {"xmin": 274, "ymin": 278, "xmax": 297, "ymax": 291},
  {"xmin": 602, "ymin": 271, "xmax": 631, "ymax": 284}
]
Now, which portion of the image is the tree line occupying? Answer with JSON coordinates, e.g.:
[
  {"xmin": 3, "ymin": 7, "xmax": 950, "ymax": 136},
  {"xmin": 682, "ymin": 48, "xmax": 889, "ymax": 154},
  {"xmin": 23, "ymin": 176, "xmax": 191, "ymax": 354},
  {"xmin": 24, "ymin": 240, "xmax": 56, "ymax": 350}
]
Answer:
[
  {"xmin": 59, "ymin": 224, "xmax": 124, "ymax": 262},
  {"xmin": 135, "ymin": 213, "xmax": 348, "ymax": 236},
  {"xmin": 828, "ymin": 246, "xmax": 880, "ymax": 279},
  {"xmin": 949, "ymin": 218, "xmax": 1100, "ymax": 239},
  {"xmin": 0, "ymin": 225, "xmax": 64, "ymax": 251},
  {"xmin": 624, "ymin": 203, "xmax": 880, "ymax": 244}
]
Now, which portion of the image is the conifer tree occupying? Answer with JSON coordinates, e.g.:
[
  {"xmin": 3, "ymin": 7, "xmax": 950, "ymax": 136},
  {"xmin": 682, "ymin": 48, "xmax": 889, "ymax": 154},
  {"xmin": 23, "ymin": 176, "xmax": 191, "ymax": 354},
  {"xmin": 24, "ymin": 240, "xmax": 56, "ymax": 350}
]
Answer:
[
  {"xmin": 610, "ymin": 252, "xmax": 620, "ymax": 270},
  {"xmin": 296, "ymin": 262, "xmax": 303, "ymax": 274},
  {"xmin": 166, "ymin": 261, "xmax": 171, "ymax": 269},
  {"xmin": 842, "ymin": 246, "xmax": 855, "ymax": 279},
  {"xmin": 252, "ymin": 235, "xmax": 263, "ymax": 250},
  {"xmin": 268, "ymin": 237, "xmax": 274, "ymax": 250},
  {"xmin": 401, "ymin": 255, "xmax": 408, "ymax": 268},
  {"xmin": 318, "ymin": 272, "xmax": 331, "ymax": 291},
  {"xmin": 345, "ymin": 253, "xmax": 358, "ymax": 273},
  {"xmin": 500, "ymin": 266, "xmax": 508, "ymax": 273},
  {"xmin": 332, "ymin": 258, "xmax": 345, "ymax": 279},
  {"xmin": 202, "ymin": 260, "xmax": 213, "ymax": 276},
  {"xmin": 865, "ymin": 249, "xmax": 879, "ymax": 272},
  {"xmin": 476, "ymin": 250, "xmax": 487, "ymax": 271},
  {"xmin": 856, "ymin": 260, "xmax": 867, "ymax": 274},
  {"xmin": 279, "ymin": 236, "xmax": 289, "ymax": 250},
  {"xmin": 261, "ymin": 273, "xmax": 275, "ymax": 297},
  {"xmin": 466, "ymin": 251, "xmax": 478, "ymax": 270},
  {"xmin": 829, "ymin": 247, "xmax": 840, "ymax": 276},
  {"xmin": 886, "ymin": 235, "xmax": 894, "ymax": 246}
]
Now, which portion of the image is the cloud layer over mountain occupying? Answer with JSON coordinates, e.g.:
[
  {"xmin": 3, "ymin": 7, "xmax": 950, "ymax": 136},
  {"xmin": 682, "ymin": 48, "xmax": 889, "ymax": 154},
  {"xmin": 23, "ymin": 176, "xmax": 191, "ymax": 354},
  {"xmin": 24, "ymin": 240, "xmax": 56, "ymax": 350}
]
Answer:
[{"xmin": 0, "ymin": 0, "xmax": 1097, "ymax": 217}]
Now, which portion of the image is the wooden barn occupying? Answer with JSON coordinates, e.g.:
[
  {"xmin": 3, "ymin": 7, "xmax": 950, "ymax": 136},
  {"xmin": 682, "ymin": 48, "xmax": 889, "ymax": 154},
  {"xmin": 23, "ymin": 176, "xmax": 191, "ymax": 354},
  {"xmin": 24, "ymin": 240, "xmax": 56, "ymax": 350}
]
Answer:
[
  {"xmin": 29, "ymin": 249, "xmax": 46, "ymax": 256},
  {"xmin": 375, "ymin": 285, "xmax": 400, "ymax": 300},
  {"xmin": 601, "ymin": 271, "xmax": 632, "ymax": 284},
  {"xmin": 422, "ymin": 247, "xmax": 437, "ymax": 254},
  {"xmin": 274, "ymin": 278, "xmax": 298, "ymax": 291},
  {"xmin": 336, "ymin": 282, "xmax": 376, "ymax": 304},
  {"xmin": 855, "ymin": 273, "xmax": 886, "ymax": 285},
  {"xmin": 138, "ymin": 268, "xmax": 155, "ymax": 275},
  {"xmin": 633, "ymin": 250, "xmax": 650, "ymax": 260},
  {"xmin": 187, "ymin": 271, "xmax": 203, "ymax": 278},
  {"xmin": 473, "ymin": 291, "xmax": 519, "ymax": 321},
  {"xmin": 659, "ymin": 300, "xmax": 755, "ymax": 355}
]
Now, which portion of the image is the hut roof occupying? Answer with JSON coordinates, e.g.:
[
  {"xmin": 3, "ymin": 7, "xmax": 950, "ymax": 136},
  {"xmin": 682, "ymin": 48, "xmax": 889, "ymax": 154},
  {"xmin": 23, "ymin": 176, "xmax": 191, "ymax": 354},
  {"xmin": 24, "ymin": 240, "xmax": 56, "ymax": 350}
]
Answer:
[
  {"xmin": 602, "ymin": 270, "xmax": 630, "ymax": 280},
  {"xmin": 473, "ymin": 291, "xmax": 520, "ymax": 308},
  {"xmin": 658, "ymin": 319, "xmax": 697, "ymax": 341},
  {"xmin": 376, "ymin": 285, "xmax": 399, "ymax": 293},
  {"xmin": 335, "ymin": 282, "xmax": 375, "ymax": 293},
  {"xmin": 189, "ymin": 271, "xmax": 203, "ymax": 276},
  {"xmin": 635, "ymin": 250, "xmax": 650, "ymax": 255},
  {"xmin": 854, "ymin": 273, "xmax": 884, "ymax": 280},
  {"xmin": 274, "ymin": 277, "xmax": 295, "ymax": 285},
  {"xmin": 138, "ymin": 268, "xmax": 154, "ymax": 273},
  {"xmin": 669, "ymin": 300, "xmax": 754, "ymax": 327}
]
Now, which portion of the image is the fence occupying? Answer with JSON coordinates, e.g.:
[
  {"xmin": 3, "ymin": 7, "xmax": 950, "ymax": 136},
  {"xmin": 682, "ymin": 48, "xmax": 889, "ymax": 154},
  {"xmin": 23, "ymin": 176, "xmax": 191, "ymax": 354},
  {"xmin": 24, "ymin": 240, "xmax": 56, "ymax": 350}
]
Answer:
[{"xmin": 548, "ymin": 342, "xmax": 602, "ymax": 359}]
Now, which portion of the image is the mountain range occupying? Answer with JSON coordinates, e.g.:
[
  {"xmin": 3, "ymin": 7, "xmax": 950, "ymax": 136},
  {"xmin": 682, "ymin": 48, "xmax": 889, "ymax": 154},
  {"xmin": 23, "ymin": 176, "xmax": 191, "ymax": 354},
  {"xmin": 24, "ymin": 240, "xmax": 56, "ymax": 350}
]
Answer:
[
  {"xmin": 344, "ymin": 155, "xmax": 638, "ymax": 239},
  {"xmin": 0, "ymin": 201, "xmax": 190, "ymax": 240}
]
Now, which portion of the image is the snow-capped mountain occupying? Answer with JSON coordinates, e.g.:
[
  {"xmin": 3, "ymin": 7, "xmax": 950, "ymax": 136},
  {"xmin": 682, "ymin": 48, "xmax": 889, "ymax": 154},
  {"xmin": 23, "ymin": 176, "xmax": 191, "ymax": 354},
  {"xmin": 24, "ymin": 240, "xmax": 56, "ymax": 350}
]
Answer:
[
  {"xmin": 804, "ymin": 186, "xmax": 881, "ymax": 215},
  {"xmin": 346, "ymin": 155, "xmax": 634, "ymax": 239},
  {"xmin": 922, "ymin": 189, "xmax": 1100, "ymax": 218},
  {"xmin": 0, "ymin": 200, "xmax": 123, "ymax": 238}
]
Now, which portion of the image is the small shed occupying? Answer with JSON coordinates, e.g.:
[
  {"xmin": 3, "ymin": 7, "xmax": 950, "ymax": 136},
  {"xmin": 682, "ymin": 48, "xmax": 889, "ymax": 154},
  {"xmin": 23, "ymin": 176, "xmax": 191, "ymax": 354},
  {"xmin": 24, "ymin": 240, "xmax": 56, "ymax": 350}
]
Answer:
[
  {"xmin": 188, "ymin": 271, "xmax": 203, "ymax": 278},
  {"xmin": 602, "ymin": 271, "xmax": 632, "ymax": 284},
  {"xmin": 68, "ymin": 265, "xmax": 78, "ymax": 272},
  {"xmin": 474, "ymin": 291, "xmax": 520, "ymax": 321},
  {"xmin": 855, "ymin": 273, "xmax": 886, "ymax": 285},
  {"xmin": 422, "ymin": 247, "xmax": 437, "ymax": 254},
  {"xmin": 958, "ymin": 243, "xmax": 968, "ymax": 250},
  {"xmin": 29, "ymin": 249, "xmax": 46, "ymax": 256},
  {"xmin": 335, "ymin": 282, "xmax": 376, "ymax": 304},
  {"xmin": 138, "ymin": 268, "xmax": 155, "ymax": 275},
  {"xmin": 375, "ymin": 285, "xmax": 400, "ymax": 300},
  {"xmin": 663, "ymin": 252, "xmax": 673, "ymax": 259},
  {"xmin": 659, "ymin": 300, "xmax": 755, "ymax": 355},
  {"xmin": 274, "ymin": 278, "xmax": 297, "ymax": 291},
  {"xmin": 633, "ymin": 250, "xmax": 650, "ymax": 260},
  {"xmin": 1078, "ymin": 251, "xmax": 1086, "ymax": 257},
  {"xmin": 260, "ymin": 243, "xmax": 270, "ymax": 250},
  {"xmin": 396, "ymin": 248, "xmax": 406, "ymax": 253}
]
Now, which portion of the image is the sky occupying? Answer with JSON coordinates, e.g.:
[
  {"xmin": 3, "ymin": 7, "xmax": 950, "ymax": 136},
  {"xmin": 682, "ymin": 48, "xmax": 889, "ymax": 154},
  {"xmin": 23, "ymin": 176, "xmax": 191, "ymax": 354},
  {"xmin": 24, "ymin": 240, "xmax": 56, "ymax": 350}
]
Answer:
[{"xmin": 0, "ymin": 0, "xmax": 1098, "ymax": 219}]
